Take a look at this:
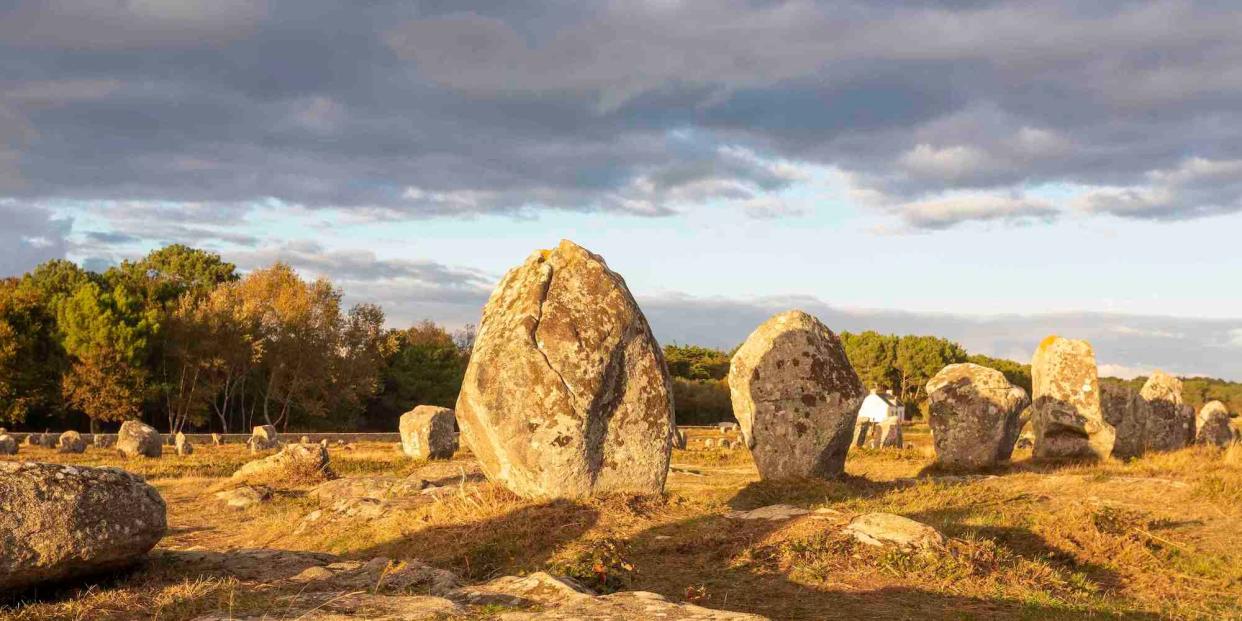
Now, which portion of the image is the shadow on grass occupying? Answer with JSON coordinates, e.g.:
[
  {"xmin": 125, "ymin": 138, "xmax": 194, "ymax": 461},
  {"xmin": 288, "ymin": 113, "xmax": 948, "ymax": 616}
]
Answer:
[
  {"xmin": 354, "ymin": 499, "xmax": 600, "ymax": 582},
  {"xmin": 619, "ymin": 484, "xmax": 1163, "ymax": 621}
]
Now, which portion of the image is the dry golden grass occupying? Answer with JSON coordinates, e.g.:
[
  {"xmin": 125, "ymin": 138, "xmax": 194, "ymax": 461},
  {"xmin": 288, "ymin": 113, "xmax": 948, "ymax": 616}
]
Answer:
[{"xmin": 2, "ymin": 427, "xmax": 1240, "ymax": 620}]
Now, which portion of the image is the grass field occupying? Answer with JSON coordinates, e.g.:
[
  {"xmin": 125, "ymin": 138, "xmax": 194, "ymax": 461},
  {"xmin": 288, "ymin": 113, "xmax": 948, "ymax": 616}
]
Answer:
[{"xmin": 2, "ymin": 425, "xmax": 1240, "ymax": 620}]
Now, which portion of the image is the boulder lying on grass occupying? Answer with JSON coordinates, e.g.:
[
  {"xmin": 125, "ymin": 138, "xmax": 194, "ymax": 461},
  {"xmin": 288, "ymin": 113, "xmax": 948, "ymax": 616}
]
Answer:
[
  {"xmin": 232, "ymin": 443, "xmax": 334, "ymax": 485},
  {"xmin": 117, "ymin": 420, "xmax": 163, "ymax": 458},
  {"xmin": 0, "ymin": 462, "xmax": 166, "ymax": 592},
  {"xmin": 56, "ymin": 430, "xmax": 87, "ymax": 454},
  {"xmin": 0, "ymin": 433, "xmax": 17, "ymax": 455},
  {"xmin": 250, "ymin": 425, "xmax": 280, "ymax": 451}
]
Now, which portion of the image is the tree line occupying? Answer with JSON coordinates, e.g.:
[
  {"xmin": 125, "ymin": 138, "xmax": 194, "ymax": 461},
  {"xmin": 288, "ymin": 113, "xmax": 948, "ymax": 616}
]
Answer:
[
  {"xmin": 3, "ymin": 246, "xmax": 1237, "ymax": 431},
  {"xmin": 664, "ymin": 331, "xmax": 1241, "ymax": 424},
  {"xmin": 0, "ymin": 245, "xmax": 471, "ymax": 434}
]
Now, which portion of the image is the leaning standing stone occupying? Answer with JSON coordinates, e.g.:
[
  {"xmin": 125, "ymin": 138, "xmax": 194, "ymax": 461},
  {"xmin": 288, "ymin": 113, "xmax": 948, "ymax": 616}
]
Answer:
[
  {"xmin": 1195, "ymin": 400, "xmax": 1234, "ymax": 448},
  {"xmin": 400, "ymin": 406, "xmax": 458, "ymax": 460},
  {"xmin": 1139, "ymin": 371, "xmax": 1195, "ymax": 453},
  {"xmin": 0, "ymin": 462, "xmax": 166, "ymax": 592},
  {"xmin": 117, "ymin": 420, "xmax": 163, "ymax": 458},
  {"xmin": 926, "ymin": 363, "xmax": 1030, "ymax": 468},
  {"xmin": 57, "ymin": 430, "xmax": 87, "ymax": 454},
  {"xmin": 1030, "ymin": 336, "xmax": 1114, "ymax": 459},
  {"xmin": 455, "ymin": 240, "xmax": 675, "ymax": 499},
  {"xmin": 728, "ymin": 310, "xmax": 865, "ymax": 479}
]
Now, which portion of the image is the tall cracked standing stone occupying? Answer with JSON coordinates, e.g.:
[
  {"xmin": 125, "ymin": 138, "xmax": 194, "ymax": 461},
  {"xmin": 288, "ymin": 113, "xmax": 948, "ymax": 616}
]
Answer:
[
  {"xmin": 400, "ymin": 406, "xmax": 459, "ymax": 460},
  {"xmin": 728, "ymin": 310, "xmax": 865, "ymax": 479},
  {"xmin": 1139, "ymin": 371, "xmax": 1195, "ymax": 453},
  {"xmin": 0, "ymin": 462, "xmax": 167, "ymax": 592},
  {"xmin": 117, "ymin": 420, "xmax": 163, "ymax": 458},
  {"xmin": 1196, "ymin": 400, "xmax": 1235, "ymax": 448},
  {"xmin": 455, "ymin": 240, "xmax": 675, "ymax": 499},
  {"xmin": 1031, "ymin": 336, "xmax": 1114, "ymax": 459},
  {"xmin": 0, "ymin": 433, "xmax": 15, "ymax": 455},
  {"xmin": 926, "ymin": 363, "xmax": 1030, "ymax": 468}
]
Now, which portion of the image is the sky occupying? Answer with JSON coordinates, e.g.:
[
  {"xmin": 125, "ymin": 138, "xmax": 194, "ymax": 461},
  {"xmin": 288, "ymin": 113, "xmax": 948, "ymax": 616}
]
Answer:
[{"xmin": 2, "ymin": 1, "xmax": 1241, "ymax": 379}]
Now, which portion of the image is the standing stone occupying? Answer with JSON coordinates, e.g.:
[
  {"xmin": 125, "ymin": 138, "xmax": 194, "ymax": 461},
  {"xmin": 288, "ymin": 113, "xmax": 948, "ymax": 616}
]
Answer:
[
  {"xmin": 117, "ymin": 420, "xmax": 163, "ymax": 458},
  {"xmin": 1196, "ymin": 401, "xmax": 1234, "ymax": 448},
  {"xmin": 93, "ymin": 434, "xmax": 114, "ymax": 448},
  {"xmin": 211, "ymin": 433, "xmax": 223, "ymax": 446},
  {"xmin": 57, "ymin": 430, "xmax": 87, "ymax": 454},
  {"xmin": 175, "ymin": 432, "xmax": 194, "ymax": 456},
  {"xmin": 1139, "ymin": 371, "xmax": 1195, "ymax": 453},
  {"xmin": 300, "ymin": 435, "xmax": 311, "ymax": 444},
  {"xmin": 250, "ymin": 425, "xmax": 279, "ymax": 450},
  {"xmin": 0, "ymin": 434, "xmax": 16, "ymax": 455},
  {"xmin": 728, "ymin": 310, "xmax": 865, "ymax": 479},
  {"xmin": 1030, "ymin": 336, "xmax": 1114, "ymax": 459},
  {"xmin": 24, "ymin": 434, "xmax": 43, "ymax": 448},
  {"xmin": 400, "ymin": 406, "xmax": 459, "ymax": 460},
  {"xmin": 926, "ymin": 363, "xmax": 1031, "ymax": 468},
  {"xmin": 853, "ymin": 420, "xmax": 873, "ymax": 448},
  {"xmin": 872, "ymin": 416, "xmax": 904, "ymax": 449},
  {"xmin": 672, "ymin": 428, "xmax": 687, "ymax": 450},
  {"xmin": 1101, "ymin": 381, "xmax": 1145, "ymax": 459},
  {"xmin": 455, "ymin": 240, "xmax": 675, "ymax": 499},
  {"xmin": 0, "ymin": 462, "xmax": 166, "ymax": 592}
]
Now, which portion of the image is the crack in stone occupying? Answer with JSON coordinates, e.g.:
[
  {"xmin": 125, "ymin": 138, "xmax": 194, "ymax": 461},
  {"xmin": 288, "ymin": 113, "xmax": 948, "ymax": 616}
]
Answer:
[{"xmin": 531, "ymin": 262, "xmax": 580, "ymax": 414}]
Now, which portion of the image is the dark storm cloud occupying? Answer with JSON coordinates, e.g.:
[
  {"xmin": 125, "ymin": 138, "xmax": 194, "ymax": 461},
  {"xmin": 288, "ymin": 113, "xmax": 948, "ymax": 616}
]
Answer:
[{"xmin": 4, "ymin": 1, "xmax": 1242, "ymax": 228}]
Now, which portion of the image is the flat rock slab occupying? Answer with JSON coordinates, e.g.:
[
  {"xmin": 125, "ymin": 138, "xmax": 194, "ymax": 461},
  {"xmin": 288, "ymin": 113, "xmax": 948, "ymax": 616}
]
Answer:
[
  {"xmin": 190, "ymin": 567, "xmax": 766, "ymax": 620},
  {"xmin": 725, "ymin": 504, "xmax": 811, "ymax": 521},
  {"xmin": 843, "ymin": 513, "xmax": 944, "ymax": 550},
  {"xmin": 193, "ymin": 593, "xmax": 464, "ymax": 621},
  {"xmin": 214, "ymin": 485, "xmax": 273, "ymax": 508}
]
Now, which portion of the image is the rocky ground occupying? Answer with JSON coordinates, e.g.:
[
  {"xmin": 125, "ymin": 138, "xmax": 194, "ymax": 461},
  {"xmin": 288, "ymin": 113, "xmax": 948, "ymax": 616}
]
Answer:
[{"xmin": 2, "ymin": 425, "xmax": 1240, "ymax": 620}]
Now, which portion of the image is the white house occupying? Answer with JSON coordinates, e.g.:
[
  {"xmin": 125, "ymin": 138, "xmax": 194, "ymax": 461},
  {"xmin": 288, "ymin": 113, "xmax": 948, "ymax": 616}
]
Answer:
[{"xmin": 858, "ymin": 389, "xmax": 904, "ymax": 423}]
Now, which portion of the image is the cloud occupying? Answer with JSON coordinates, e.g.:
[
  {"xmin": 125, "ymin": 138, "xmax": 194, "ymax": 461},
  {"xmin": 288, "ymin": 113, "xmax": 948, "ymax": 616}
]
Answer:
[
  {"xmin": 886, "ymin": 193, "xmax": 1060, "ymax": 230},
  {"xmin": 637, "ymin": 293, "xmax": 1242, "ymax": 381},
  {"xmin": 0, "ymin": 201, "xmax": 72, "ymax": 277},
  {"xmin": 3, "ymin": 1, "xmax": 1242, "ymax": 228},
  {"xmin": 1075, "ymin": 158, "xmax": 1242, "ymax": 220}
]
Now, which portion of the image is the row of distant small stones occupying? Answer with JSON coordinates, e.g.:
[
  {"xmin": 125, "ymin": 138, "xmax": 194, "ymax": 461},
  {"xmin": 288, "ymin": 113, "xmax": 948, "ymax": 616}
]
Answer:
[{"xmin": 0, "ymin": 422, "xmax": 349, "ymax": 458}]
